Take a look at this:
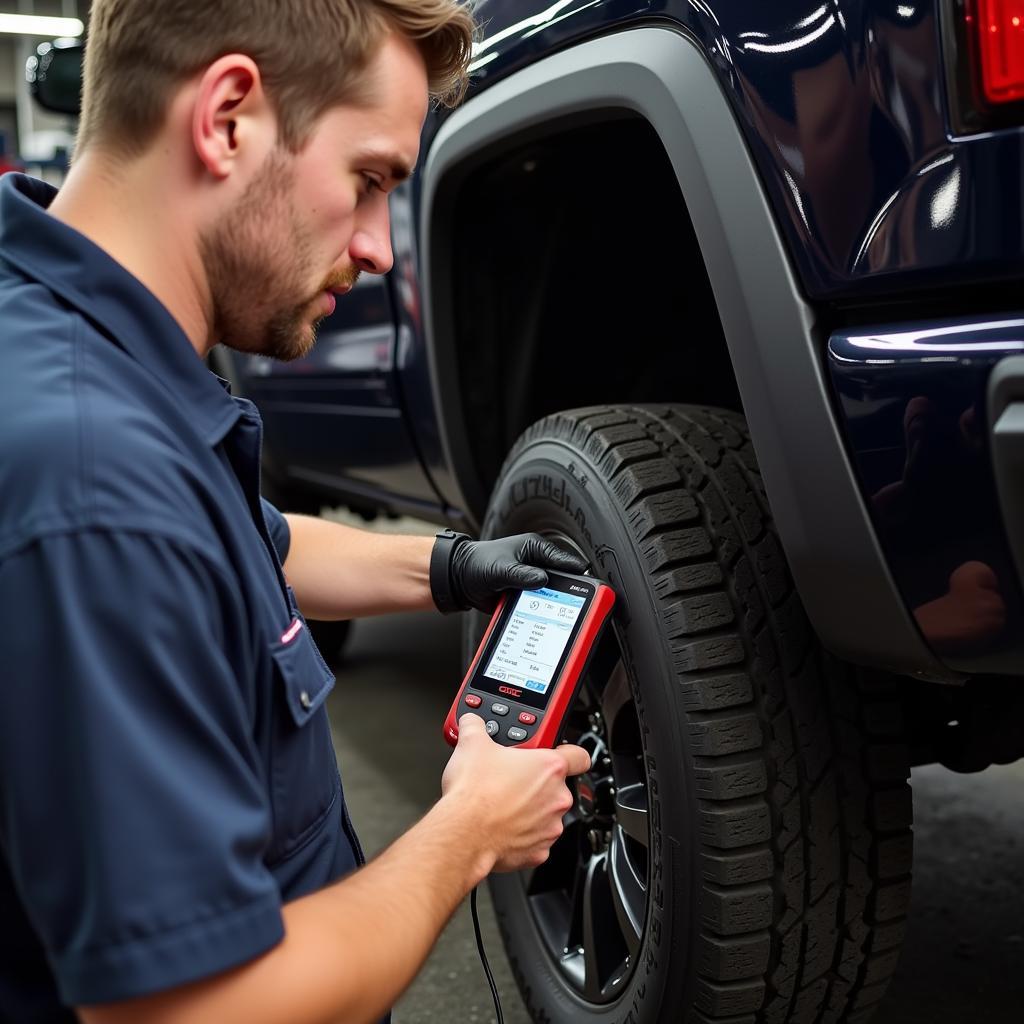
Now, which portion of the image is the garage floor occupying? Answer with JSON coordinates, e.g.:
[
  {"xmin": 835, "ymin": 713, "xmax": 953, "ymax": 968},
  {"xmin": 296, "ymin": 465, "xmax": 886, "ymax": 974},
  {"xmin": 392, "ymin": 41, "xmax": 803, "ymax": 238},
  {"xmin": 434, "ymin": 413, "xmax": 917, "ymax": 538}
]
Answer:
[{"xmin": 326, "ymin": 609, "xmax": 1024, "ymax": 1024}]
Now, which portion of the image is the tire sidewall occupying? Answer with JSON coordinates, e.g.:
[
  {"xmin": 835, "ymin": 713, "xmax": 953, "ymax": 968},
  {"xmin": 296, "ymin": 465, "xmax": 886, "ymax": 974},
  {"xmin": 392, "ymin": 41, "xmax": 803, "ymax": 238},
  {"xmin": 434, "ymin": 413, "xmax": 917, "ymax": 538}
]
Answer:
[{"xmin": 478, "ymin": 437, "xmax": 697, "ymax": 1024}]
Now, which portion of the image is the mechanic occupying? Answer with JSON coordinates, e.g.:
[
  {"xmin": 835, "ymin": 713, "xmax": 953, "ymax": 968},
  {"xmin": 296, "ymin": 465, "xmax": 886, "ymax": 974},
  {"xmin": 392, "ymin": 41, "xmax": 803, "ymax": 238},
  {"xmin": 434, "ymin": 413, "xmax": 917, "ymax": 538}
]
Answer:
[{"xmin": 0, "ymin": 1, "xmax": 592, "ymax": 1022}]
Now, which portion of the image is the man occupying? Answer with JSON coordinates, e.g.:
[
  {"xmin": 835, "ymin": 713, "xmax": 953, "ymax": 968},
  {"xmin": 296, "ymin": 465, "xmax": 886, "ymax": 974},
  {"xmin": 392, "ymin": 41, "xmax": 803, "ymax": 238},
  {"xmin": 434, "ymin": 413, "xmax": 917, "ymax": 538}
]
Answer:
[{"xmin": 0, "ymin": 1, "xmax": 591, "ymax": 1021}]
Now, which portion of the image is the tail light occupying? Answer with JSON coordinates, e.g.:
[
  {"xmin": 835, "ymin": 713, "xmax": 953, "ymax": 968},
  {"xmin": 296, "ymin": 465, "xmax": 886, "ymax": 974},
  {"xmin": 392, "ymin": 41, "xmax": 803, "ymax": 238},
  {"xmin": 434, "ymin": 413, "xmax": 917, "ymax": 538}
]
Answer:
[
  {"xmin": 943, "ymin": 0, "xmax": 1024, "ymax": 132},
  {"xmin": 975, "ymin": 0, "xmax": 1024, "ymax": 103}
]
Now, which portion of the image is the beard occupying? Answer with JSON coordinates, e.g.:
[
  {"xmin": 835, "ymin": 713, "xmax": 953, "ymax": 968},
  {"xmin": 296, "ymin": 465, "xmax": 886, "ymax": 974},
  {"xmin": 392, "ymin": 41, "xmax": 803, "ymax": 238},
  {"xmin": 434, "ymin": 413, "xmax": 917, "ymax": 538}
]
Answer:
[{"xmin": 200, "ymin": 149, "xmax": 359, "ymax": 362}]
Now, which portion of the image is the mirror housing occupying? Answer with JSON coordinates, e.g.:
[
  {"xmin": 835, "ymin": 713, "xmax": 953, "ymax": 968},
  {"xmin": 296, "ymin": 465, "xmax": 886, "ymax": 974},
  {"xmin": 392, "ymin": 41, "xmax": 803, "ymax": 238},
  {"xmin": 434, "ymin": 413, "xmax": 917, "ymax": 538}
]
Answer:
[{"xmin": 26, "ymin": 39, "xmax": 83, "ymax": 117}]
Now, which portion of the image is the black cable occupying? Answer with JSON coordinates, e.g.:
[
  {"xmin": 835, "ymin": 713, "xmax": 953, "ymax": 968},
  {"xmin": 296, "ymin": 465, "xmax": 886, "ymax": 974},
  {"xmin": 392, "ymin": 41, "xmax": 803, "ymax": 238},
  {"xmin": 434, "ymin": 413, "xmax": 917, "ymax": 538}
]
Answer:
[{"xmin": 470, "ymin": 886, "xmax": 504, "ymax": 1024}]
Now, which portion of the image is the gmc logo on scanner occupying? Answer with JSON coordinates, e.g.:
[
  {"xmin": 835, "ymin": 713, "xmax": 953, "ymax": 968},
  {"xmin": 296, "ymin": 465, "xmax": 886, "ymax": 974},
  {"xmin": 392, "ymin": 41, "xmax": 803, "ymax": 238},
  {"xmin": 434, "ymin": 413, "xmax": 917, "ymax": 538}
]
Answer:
[{"xmin": 498, "ymin": 685, "xmax": 523, "ymax": 698}]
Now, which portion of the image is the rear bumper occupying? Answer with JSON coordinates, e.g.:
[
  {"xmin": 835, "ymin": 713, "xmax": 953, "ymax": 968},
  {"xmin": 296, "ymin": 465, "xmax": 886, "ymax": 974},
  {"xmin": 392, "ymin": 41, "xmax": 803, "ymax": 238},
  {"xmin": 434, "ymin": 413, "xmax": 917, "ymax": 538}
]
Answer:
[{"xmin": 829, "ymin": 316, "xmax": 1024, "ymax": 676}]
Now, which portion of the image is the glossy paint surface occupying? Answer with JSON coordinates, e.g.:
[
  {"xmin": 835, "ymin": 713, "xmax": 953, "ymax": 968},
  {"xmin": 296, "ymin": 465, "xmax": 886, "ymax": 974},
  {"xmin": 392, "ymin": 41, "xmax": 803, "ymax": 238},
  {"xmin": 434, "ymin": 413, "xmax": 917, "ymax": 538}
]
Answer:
[
  {"xmin": 464, "ymin": 0, "xmax": 1023, "ymax": 298},
  {"xmin": 829, "ymin": 320, "xmax": 1024, "ymax": 672}
]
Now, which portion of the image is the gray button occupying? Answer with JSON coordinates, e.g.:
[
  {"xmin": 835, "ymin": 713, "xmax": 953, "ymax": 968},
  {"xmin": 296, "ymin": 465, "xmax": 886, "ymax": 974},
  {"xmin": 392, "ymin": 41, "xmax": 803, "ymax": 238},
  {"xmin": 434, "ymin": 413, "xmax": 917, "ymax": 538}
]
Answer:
[
  {"xmin": 490, "ymin": 703, "xmax": 510, "ymax": 716},
  {"xmin": 507, "ymin": 727, "xmax": 528, "ymax": 742},
  {"xmin": 485, "ymin": 720, "xmax": 500, "ymax": 737},
  {"xmin": 299, "ymin": 690, "xmax": 312, "ymax": 710}
]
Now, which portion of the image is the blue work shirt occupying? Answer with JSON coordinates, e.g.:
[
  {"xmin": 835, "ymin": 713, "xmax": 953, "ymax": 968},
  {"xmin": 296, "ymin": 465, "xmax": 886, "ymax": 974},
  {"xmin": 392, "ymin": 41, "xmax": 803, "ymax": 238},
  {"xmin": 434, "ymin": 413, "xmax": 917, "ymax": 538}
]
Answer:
[{"xmin": 0, "ymin": 174, "xmax": 364, "ymax": 1018}]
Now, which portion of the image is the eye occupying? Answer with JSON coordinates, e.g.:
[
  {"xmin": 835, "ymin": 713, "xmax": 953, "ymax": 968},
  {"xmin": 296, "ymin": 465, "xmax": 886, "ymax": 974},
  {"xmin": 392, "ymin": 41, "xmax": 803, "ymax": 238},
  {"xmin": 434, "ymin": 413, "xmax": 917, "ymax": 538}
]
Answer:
[{"xmin": 360, "ymin": 173, "xmax": 383, "ymax": 197}]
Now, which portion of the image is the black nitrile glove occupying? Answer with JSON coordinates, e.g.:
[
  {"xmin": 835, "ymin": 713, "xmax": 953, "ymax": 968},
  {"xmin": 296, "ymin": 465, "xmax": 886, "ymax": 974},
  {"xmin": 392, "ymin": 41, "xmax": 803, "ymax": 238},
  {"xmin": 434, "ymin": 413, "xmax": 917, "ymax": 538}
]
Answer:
[{"xmin": 430, "ymin": 530, "xmax": 588, "ymax": 613}]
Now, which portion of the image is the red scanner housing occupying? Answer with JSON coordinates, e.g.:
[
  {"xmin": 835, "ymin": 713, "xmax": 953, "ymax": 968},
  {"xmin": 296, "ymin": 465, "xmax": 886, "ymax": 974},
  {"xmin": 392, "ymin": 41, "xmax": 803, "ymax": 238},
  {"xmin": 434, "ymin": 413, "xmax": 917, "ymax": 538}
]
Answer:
[{"xmin": 443, "ymin": 571, "xmax": 615, "ymax": 749}]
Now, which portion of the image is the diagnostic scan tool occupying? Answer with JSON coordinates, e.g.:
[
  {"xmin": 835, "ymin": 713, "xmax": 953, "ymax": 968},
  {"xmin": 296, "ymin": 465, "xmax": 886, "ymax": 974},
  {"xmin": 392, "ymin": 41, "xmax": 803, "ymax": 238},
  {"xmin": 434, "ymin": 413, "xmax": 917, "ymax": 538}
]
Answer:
[{"xmin": 444, "ymin": 571, "xmax": 615, "ymax": 748}]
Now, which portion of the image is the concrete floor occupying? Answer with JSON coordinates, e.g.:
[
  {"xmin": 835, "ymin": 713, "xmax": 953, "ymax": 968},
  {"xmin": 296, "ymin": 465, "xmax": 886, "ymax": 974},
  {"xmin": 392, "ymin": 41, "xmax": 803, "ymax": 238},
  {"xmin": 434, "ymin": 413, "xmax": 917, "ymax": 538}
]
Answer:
[{"xmin": 325, "ymin": 608, "xmax": 1024, "ymax": 1024}]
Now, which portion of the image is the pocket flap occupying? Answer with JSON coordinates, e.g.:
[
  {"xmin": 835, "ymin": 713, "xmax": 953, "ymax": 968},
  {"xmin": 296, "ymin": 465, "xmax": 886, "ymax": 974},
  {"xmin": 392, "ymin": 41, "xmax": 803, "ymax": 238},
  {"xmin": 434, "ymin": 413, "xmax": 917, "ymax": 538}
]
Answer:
[{"xmin": 270, "ymin": 619, "xmax": 336, "ymax": 726}]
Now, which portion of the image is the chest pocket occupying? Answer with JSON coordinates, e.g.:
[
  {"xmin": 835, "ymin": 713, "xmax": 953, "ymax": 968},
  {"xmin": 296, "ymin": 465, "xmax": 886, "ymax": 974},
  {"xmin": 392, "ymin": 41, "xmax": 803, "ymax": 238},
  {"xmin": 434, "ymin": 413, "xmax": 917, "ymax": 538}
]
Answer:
[{"xmin": 267, "ymin": 618, "xmax": 339, "ymax": 863}]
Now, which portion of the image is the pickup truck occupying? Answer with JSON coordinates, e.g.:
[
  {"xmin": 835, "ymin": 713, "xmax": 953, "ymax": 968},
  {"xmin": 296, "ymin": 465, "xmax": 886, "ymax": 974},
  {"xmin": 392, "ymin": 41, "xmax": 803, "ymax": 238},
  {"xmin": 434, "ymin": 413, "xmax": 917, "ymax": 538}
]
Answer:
[{"xmin": 31, "ymin": 4, "xmax": 1024, "ymax": 1021}]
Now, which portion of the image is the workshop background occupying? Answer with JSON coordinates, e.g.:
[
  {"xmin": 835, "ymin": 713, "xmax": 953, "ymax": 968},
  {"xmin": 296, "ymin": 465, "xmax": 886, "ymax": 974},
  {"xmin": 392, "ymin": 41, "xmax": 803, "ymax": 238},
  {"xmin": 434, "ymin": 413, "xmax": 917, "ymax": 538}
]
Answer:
[{"xmin": 0, "ymin": 1, "xmax": 83, "ymax": 183}]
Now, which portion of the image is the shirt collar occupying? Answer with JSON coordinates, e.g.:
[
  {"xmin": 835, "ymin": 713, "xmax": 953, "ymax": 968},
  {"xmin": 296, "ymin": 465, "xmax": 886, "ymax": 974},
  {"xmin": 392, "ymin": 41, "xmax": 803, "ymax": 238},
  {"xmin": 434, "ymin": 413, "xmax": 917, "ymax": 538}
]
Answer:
[{"xmin": 0, "ymin": 173, "xmax": 241, "ymax": 445}]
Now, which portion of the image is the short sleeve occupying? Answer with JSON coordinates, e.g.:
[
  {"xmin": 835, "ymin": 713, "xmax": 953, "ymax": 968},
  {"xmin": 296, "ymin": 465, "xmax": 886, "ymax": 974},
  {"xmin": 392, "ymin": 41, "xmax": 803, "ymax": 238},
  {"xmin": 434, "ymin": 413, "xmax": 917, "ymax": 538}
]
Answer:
[
  {"xmin": 261, "ymin": 496, "xmax": 291, "ymax": 564},
  {"xmin": 0, "ymin": 530, "xmax": 283, "ymax": 1006}
]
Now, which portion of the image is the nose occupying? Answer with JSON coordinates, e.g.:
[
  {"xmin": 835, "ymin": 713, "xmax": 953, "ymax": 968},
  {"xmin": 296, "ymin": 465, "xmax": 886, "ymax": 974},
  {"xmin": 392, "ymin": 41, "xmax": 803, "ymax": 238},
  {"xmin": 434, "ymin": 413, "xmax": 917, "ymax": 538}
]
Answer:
[{"xmin": 349, "ymin": 197, "xmax": 394, "ymax": 276}]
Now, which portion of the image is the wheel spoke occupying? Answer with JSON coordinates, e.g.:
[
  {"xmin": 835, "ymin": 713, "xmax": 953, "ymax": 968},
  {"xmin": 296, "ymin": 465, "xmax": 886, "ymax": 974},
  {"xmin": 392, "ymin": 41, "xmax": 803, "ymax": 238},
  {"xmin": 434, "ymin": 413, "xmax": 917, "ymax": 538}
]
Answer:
[
  {"xmin": 614, "ymin": 782, "xmax": 649, "ymax": 847},
  {"xmin": 600, "ymin": 659, "xmax": 631, "ymax": 729},
  {"xmin": 609, "ymin": 830, "xmax": 645, "ymax": 956},
  {"xmin": 581, "ymin": 854, "xmax": 608, "ymax": 1002},
  {"xmin": 566, "ymin": 858, "xmax": 587, "ymax": 951},
  {"xmin": 561, "ymin": 803, "xmax": 583, "ymax": 830},
  {"xmin": 526, "ymin": 832, "xmax": 588, "ymax": 964},
  {"xmin": 526, "ymin": 818, "xmax": 583, "ymax": 896},
  {"xmin": 580, "ymin": 850, "xmax": 629, "ymax": 1001}
]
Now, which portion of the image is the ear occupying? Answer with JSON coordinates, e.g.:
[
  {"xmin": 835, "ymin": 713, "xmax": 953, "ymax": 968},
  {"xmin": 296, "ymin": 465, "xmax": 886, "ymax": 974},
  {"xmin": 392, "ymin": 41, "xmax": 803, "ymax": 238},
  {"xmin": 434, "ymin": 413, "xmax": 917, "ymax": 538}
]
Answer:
[{"xmin": 192, "ymin": 54, "xmax": 273, "ymax": 179}]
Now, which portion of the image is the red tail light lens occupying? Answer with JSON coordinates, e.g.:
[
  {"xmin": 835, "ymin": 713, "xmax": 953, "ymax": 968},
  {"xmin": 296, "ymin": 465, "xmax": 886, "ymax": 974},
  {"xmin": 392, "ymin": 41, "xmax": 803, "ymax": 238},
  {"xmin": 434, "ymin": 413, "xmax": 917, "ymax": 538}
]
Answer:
[{"xmin": 975, "ymin": 0, "xmax": 1024, "ymax": 103}]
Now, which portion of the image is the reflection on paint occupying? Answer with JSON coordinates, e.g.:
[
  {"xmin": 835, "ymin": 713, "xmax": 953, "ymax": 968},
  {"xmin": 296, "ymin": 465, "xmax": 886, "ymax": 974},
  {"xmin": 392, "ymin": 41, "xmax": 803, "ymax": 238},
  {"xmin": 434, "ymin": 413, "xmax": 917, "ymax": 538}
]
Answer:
[
  {"xmin": 741, "ymin": 14, "xmax": 836, "ymax": 54},
  {"xmin": 930, "ymin": 168, "xmax": 962, "ymax": 231},
  {"xmin": 829, "ymin": 320, "xmax": 1024, "ymax": 671}
]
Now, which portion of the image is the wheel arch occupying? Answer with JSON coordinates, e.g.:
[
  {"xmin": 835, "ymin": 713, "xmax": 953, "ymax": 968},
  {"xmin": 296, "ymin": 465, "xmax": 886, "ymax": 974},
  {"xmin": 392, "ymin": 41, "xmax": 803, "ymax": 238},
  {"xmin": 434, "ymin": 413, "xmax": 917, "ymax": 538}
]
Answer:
[{"xmin": 420, "ymin": 25, "xmax": 948, "ymax": 678}]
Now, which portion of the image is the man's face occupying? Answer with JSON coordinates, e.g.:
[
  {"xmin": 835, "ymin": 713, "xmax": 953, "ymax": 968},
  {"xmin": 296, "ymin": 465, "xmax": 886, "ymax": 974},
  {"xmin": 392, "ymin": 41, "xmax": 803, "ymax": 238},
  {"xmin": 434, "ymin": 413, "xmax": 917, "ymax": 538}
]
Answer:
[{"xmin": 201, "ymin": 32, "xmax": 428, "ymax": 360}]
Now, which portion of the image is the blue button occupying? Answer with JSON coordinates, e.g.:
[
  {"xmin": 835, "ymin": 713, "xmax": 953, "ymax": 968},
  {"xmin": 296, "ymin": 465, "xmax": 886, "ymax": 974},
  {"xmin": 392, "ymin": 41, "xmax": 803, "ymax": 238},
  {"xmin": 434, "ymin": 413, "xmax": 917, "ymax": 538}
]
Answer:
[{"xmin": 525, "ymin": 680, "xmax": 546, "ymax": 693}]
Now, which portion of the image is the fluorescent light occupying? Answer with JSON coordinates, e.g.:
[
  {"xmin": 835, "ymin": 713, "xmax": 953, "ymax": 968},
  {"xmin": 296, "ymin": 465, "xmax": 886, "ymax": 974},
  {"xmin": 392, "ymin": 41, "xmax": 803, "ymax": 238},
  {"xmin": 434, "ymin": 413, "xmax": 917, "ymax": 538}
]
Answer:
[{"xmin": 0, "ymin": 13, "xmax": 84, "ymax": 37}]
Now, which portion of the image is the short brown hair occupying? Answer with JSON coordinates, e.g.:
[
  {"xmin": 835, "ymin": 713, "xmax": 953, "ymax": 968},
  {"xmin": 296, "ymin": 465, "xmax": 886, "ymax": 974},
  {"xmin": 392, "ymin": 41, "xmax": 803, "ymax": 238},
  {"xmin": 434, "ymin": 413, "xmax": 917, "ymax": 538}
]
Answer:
[{"xmin": 77, "ymin": 0, "xmax": 476, "ymax": 157}]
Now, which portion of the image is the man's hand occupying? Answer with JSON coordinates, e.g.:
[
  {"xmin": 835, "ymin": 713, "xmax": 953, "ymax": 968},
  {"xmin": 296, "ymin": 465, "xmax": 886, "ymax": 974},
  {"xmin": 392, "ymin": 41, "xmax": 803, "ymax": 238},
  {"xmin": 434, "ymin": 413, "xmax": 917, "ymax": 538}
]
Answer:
[
  {"xmin": 441, "ymin": 714, "xmax": 591, "ymax": 874},
  {"xmin": 432, "ymin": 532, "xmax": 588, "ymax": 613}
]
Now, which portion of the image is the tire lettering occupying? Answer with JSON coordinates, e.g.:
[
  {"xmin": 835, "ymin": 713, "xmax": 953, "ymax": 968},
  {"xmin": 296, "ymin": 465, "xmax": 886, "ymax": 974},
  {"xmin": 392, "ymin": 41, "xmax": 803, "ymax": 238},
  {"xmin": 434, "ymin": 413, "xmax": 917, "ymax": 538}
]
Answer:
[{"xmin": 503, "ymin": 472, "xmax": 593, "ymax": 548}]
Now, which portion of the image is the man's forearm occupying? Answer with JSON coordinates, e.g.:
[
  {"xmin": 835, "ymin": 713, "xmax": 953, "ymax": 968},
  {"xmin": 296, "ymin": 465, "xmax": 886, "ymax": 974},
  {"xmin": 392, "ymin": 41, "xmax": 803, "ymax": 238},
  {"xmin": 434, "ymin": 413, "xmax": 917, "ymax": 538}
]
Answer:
[
  {"xmin": 78, "ymin": 798, "xmax": 493, "ymax": 1024},
  {"xmin": 271, "ymin": 798, "xmax": 493, "ymax": 1024},
  {"xmin": 282, "ymin": 514, "xmax": 435, "ymax": 619}
]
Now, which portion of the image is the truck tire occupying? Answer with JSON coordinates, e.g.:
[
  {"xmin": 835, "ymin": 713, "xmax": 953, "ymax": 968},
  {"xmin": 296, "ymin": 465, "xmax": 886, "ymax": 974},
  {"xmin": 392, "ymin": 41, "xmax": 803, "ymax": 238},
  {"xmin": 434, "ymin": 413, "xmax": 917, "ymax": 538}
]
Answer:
[{"xmin": 469, "ymin": 405, "xmax": 913, "ymax": 1024}]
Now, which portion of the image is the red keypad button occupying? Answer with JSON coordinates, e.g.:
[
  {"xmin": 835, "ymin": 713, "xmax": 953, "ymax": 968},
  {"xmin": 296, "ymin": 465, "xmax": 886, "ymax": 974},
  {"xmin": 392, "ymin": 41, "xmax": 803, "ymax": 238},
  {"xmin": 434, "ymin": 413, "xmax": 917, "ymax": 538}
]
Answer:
[
  {"xmin": 518, "ymin": 711, "xmax": 537, "ymax": 725},
  {"xmin": 465, "ymin": 694, "xmax": 482, "ymax": 708}
]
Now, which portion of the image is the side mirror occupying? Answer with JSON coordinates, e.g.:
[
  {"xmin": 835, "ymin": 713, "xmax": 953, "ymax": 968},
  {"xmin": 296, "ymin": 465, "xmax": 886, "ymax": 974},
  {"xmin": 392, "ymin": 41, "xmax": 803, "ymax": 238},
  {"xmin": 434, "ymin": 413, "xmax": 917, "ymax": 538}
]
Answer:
[{"xmin": 26, "ymin": 39, "xmax": 83, "ymax": 117}]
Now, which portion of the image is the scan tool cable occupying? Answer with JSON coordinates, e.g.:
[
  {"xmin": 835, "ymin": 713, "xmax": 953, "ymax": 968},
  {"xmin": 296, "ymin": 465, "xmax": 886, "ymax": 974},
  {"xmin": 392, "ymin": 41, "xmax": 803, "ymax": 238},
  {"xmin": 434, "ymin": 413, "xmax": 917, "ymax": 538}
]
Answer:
[{"xmin": 471, "ymin": 886, "xmax": 504, "ymax": 1024}]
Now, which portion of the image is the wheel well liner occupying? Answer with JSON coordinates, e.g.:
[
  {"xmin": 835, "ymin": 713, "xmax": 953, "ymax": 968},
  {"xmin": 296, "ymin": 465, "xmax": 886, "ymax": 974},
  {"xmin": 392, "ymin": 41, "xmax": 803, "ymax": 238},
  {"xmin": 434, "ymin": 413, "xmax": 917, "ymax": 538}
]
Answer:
[{"xmin": 448, "ymin": 112, "xmax": 740, "ymax": 495}]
